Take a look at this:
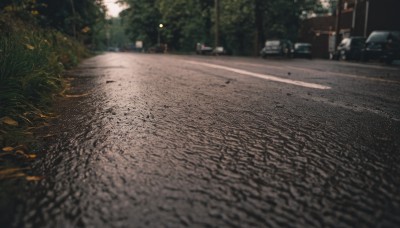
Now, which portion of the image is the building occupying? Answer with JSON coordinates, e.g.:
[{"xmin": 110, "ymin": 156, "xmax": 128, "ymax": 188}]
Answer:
[
  {"xmin": 299, "ymin": 0, "xmax": 400, "ymax": 58},
  {"xmin": 299, "ymin": 16, "xmax": 335, "ymax": 58},
  {"xmin": 340, "ymin": 0, "xmax": 400, "ymax": 38}
]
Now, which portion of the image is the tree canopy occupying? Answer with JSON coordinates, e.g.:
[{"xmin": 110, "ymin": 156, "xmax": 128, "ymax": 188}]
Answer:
[
  {"xmin": 120, "ymin": 0, "xmax": 327, "ymax": 55},
  {"xmin": 1, "ymin": 0, "xmax": 330, "ymax": 54},
  {"xmin": 0, "ymin": 0, "xmax": 107, "ymax": 46}
]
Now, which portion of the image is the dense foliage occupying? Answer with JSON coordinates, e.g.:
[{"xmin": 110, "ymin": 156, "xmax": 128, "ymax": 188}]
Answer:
[
  {"xmin": 0, "ymin": 1, "xmax": 106, "ymax": 151},
  {"xmin": 120, "ymin": 0, "xmax": 328, "ymax": 55},
  {"xmin": 0, "ymin": 0, "xmax": 107, "ymax": 45},
  {"xmin": 106, "ymin": 18, "xmax": 132, "ymax": 50},
  {"xmin": 0, "ymin": 15, "xmax": 88, "ymax": 148}
]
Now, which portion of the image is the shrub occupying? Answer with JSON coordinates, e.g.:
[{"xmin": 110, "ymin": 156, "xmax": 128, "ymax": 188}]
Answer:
[{"xmin": 0, "ymin": 13, "xmax": 88, "ymax": 147}]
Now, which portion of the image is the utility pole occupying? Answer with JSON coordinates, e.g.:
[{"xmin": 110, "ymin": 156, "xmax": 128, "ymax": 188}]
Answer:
[
  {"xmin": 254, "ymin": 0, "xmax": 263, "ymax": 56},
  {"xmin": 335, "ymin": 0, "xmax": 342, "ymax": 50},
  {"xmin": 69, "ymin": 0, "xmax": 77, "ymax": 39},
  {"xmin": 364, "ymin": 0, "xmax": 369, "ymax": 37},
  {"xmin": 158, "ymin": 24, "xmax": 163, "ymax": 46},
  {"xmin": 214, "ymin": 0, "xmax": 220, "ymax": 49}
]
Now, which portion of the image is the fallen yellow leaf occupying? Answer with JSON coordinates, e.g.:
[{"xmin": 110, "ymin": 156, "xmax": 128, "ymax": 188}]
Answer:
[
  {"xmin": 26, "ymin": 176, "xmax": 43, "ymax": 181},
  {"xmin": 0, "ymin": 168, "xmax": 21, "ymax": 176},
  {"xmin": 10, "ymin": 173, "xmax": 26, "ymax": 178},
  {"xmin": 39, "ymin": 113, "xmax": 50, "ymax": 118},
  {"xmin": 0, "ymin": 167, "xmax": 29, "ymax": 179},
  {"xmin": 27, "ymin": 154, "xmax": 37, "ymax": 159},
  {"xmin": 2, "ymin": 116, "xmax": 19, "ymax": 126},
  {"xmin": 81, "ymin": 26, "xmax": 90, "ymax": 33},
  {"xmin": 25, "ymin": 44, "xmax": 35, "ymax": 50},
  {"xmin": 40, "ymin": 134, "xmax": 55, "ymax": 138},
  {"xmin": 2, "ymin": 146, "xmax": 14, "ymax": 152},
  {"xmin": 64, "ymin": 93, "xmax": 90, "ymax": 98},
  {"xmin": 0, "ymin": 172, "xmax": 26, "ymax": 179}
]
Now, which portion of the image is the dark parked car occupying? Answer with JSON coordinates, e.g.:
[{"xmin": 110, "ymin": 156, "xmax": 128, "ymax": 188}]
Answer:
[
  {"xmin": 107, "ymin": 47, "xmax": 120, "ymax": 52},
  {"xmin": 260, "ymin": 39, "xmax": 293, "ymax": 58},
  {"xmin": 293, "ymin": 43, "xmax": 312, "ymax": 59},
  {"xmin": 361, "ymin": 31, "xmax": 400, "ymax": 64},
  {"xmin": 148, "ymin": 44, "xmax": 167, "ymax": 53},
  {"xmin": 334, "ymin": 37, "xmax": 365, "ymax": 60}
]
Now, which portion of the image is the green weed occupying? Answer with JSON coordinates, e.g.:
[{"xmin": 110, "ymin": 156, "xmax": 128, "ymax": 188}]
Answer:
[{"xmin": 0, "ymin": 13, "xmax": 88, "ymax": 149}]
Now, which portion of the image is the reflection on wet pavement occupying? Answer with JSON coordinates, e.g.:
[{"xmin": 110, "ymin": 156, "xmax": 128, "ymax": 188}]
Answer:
[{"xmin": 8, "ymin": 53, "xmax": 400, "ymax": 227}]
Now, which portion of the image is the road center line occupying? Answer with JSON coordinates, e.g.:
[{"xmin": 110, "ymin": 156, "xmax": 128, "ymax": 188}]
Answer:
[
  {"xmin": 186, "ymin": 61, "xmax": 331, "ymax": 90},
  {"xmin": 225, "ymin": 60, "xmax": 399, "ymax": 84},
  {"xmin": 286, "ymin": 66, "xmax": 400, "ymax": 84}
]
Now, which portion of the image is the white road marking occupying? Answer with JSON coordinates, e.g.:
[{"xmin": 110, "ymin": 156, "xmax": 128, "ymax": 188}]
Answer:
[
  {"xmin": 303, "ymin": 95, "xmax": 400, "ymax": 122},
  {"xmin": 225, "ymin": 60, "xmax": 400, "ymax": 84},
  {"xmin": 287, "ymin": 66, "xmax": 400, "ymax": 84},
  {"xmin": 186, "ymin": 61, "xmax": 331, "ymax": 90}
]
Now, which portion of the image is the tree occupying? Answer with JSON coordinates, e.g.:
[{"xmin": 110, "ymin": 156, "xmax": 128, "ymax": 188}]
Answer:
[
  {"xmin": 0, "ymin": 0, "xmax": 107, "ymax": 45},
  {"xmin": 120, "ymin": 0, "xmax": 326, "ymax": 54},
  {"xmin": 107, "ymin": 18, "xmax": 131, "ymax": 49},
  {"xmin": 36, "ymin": 0, "xmax": 106, "ymax": 43},
  {"xmin": 119, "ymin": 0, "xmax": 161, "ymax": 49},
  {"xmin": 157, "ymin": 0, "xmax": 214, "ymax": 50},
  {"xmin": 217, "ymin": 0, "xmax": 255, "ymax": 55}
]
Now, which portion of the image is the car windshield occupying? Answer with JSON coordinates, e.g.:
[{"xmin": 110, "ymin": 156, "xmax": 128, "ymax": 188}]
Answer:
[
  {"xmin": 367, "ymin": 32, "xmax": 389, "ymax": 42},
  {"xmin": 367, "ymin": 31, "xmax": 400, "ymax": 42},
  {"xmin": 266, "ymin": 41, "xmax": 280, "ymax": 46}
]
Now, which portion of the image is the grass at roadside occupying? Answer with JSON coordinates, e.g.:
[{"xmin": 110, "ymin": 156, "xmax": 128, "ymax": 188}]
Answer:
[{"xmin": 0, "ymin": 13, "xmax": 88, "ymax": 179}]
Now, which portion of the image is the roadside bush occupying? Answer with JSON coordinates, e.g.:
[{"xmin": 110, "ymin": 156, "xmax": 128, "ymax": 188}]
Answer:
[{"xmin": 0, "ymin": 13, "xmax": 88, "ymax": 148}]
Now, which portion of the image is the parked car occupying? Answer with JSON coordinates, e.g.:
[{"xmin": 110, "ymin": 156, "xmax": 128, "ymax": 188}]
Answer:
[
  {"xmin": 212, "ymin": 46, "xmax": 227, "ymax": 55},
  {"xmin": 148, "ymin": 44, "xmax": 166, "ymax": 53},
  {"xmin": 361, "ymin": 31, "xmax": 400, "ymax": 64},
  {"xmin": 293, "ymin": 43, "xmax": 312, "ymax": 59},
  {"xmin": 107, "ymin": 47, "xmax": 120, "ymax": 52},
  {"xmin": 334, "ymin": 37, "xmax": 365, "ymax": 60},
  {"xmin": 260, "ymin": 39, "xmax": 293, "ymax": 58},
  {"xmin": 196, "ymin": 43, "xmax": 213, "ymax": 55}
]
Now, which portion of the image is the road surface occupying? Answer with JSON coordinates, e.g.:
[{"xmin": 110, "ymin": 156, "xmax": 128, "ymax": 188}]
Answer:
[{"xmin": 2, "ymin": 53, "xmax": 400, "ymax": 227}]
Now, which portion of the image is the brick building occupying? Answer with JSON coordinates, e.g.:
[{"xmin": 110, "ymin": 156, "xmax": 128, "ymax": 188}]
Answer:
[{"xmin": 299, "ymin": 0, "xmax": 400, "ymax": 58}]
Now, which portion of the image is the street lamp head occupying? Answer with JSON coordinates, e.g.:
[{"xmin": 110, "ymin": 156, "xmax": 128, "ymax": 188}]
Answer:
[{"xmin": 159, "ymin": 24, "xmax": 164, "ymax": 28}]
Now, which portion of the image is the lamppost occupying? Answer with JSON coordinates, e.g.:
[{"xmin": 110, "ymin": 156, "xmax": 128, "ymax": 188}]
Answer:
[
  {"xmin": 214, "ymin": 0, "xmax": 219, "ymax": 49},
  {"xmin": 158, "ymin": 23, "xmax": 164, "ymax": 46},
  {"xmin": 335, "ymin": 0, "xmax": 343, "ymax": 50}
]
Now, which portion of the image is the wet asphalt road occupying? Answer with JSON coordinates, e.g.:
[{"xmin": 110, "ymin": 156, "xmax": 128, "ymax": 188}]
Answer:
[{"xmin": 2, "ymin": 53, "xmax": 400, "ymax": 227}]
